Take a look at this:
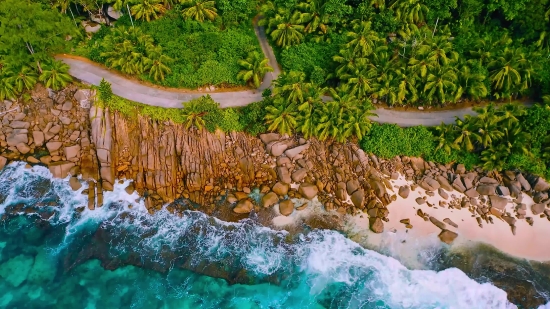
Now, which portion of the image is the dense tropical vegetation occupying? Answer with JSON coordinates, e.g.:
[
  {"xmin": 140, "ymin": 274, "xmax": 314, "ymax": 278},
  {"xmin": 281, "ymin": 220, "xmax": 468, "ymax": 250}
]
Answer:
[{"xmin": 262, "ymin": 0, "xmax": 550, "ymax": 107}]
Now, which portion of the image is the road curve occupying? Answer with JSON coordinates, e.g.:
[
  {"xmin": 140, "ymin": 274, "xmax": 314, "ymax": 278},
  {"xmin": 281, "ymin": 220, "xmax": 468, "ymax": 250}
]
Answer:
[{"xmin": 58, "ymin": 22, "xmax": 480, "ymax": 127}]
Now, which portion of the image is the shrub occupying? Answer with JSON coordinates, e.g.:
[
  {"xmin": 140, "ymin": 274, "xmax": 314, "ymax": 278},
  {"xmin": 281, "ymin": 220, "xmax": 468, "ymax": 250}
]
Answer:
[{"xmin": 360, "ymin": 124, "xmax": 434, "ymax": 159}]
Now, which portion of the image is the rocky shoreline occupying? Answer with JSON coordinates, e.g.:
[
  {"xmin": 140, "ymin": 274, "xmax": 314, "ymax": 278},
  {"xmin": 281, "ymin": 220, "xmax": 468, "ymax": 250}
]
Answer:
[{"xmin": 1, "ymin": 84, "xmax": 550, "ymax": 247}]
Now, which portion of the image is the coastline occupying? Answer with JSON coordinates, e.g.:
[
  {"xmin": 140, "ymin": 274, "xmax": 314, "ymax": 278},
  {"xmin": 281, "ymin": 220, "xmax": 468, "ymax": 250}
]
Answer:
[{"xmin": 347, "ymin": 176, "xmax": 550, "ymax": 262}]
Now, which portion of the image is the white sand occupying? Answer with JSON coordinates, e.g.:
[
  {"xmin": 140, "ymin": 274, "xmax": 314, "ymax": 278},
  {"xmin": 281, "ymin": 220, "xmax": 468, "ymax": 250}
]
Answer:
[{"xmin": 350, "ymin": 176, "xmax": 550, "ymax": 262}]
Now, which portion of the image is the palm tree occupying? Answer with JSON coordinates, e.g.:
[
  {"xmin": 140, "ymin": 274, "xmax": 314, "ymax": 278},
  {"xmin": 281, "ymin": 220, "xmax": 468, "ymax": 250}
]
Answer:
[
  {"xmin": 345, "ymin": 21, "xmax": 380, "ymax": 57},
  {"xmin": 273, "ymin": 71, "xmax": 309, "ymax": 104},
  {"xmin": 39, "ymin": 61, "xmax": 72, "ymax": 91},
  {"xmin": 474, "ymin": 111, "xmax": 503, "ymax": 148},
  {"xmin": 296, "ymin": 0, "xmax": 331, "ymax": 34},
  {"xmin": 102, "ymin": 40, "xmax": 148, "ymax": 75},
  {"xmin": 495, "ymin": 102, "xmax": 526, "ymax": 127},
  {"xmin": 343, "ymin": 104, "xmax": 376, "ymax": 141},
  {"xmin": 296, "ymin": 85, "xmax": 324, "ymax": 138},
  {"xmin": 52, "ymin": 0, "xmax": 71, "ymax": 13},
  {"xmin": 374, "ymin": 73, "xmax": 400, "ymax": 105},
  {"xmin": 270, "ymin": 20, "xmax": 305, "ymax": 47},
  {"xmin": 488, "ymin": 47, "xmax": 529, "ymax": 99},
  {"xmin": 426, "ymin": 35, "xmax": 459, "ymax": 67},
  {"xmin": 390, "ymin": 0, "xmax": 429, "ymax": 25},
  {"xmin": 423, "ymin": 66, "xmax": 459, "ymax": 105},
  {"xmin": 181, "ymin": 100, "xmax": 208, "ymax": 130},
  {"xmin": 180, "ymin": 0, "xmax": 218, "ymax": 22},
  {"xmin": 333, "ymin": 49, "xmax": 367, "ymax": 78},
  {"xmin": 453, "ymin": 115, "xmax": 481, "ymax": 151},
  {"xmin": 458, "ymin": 64, "xmax": 488, "ymax": 101},
  {"xmin": 0, "ymin": 73, "xmax": 17, "ymax": 101},
  {"xmin": 146, "ymin": 46, "xmax": 172, "ymax": 81},
  {"xmin": 237, "ymin": 51, "xmax": 274, "ymax": 88},
  {"xmin": 343, "ymin": 65, "xmax": 378, "ymax": 99},
  {"xmin": 13, "ymin": 66, "xmax": 38, "ymax": 93},
  {"xmin": 501, "ymin": 122, "xmax": 530, "ymax": 156},
  {"xmin": 481, "ymin": 145, "xmax": 508, "ymax": 172},
  {"xmin": 433, "ymin": 123, "xmax": 459, "ymax": 154},
  {"xmin": 316, "ymin": 100, "xmax": 346, "ymax": 142},
  {"xmin": 265, "ymin": 100, "xmax": 298, "ymax": 135},
  {"xmin": 132, "ymin": 0, "xmax": 166, "ymax": 21},
  {"xmin": 395, "ymin": 68, "xmax": 419, "ymax": 104}
]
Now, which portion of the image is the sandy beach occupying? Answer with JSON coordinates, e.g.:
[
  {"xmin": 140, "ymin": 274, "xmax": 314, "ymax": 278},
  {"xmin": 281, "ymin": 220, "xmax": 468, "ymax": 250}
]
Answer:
[{"xmin": 348, "ymin": 176, "xmax": 550, "ymax": 262}]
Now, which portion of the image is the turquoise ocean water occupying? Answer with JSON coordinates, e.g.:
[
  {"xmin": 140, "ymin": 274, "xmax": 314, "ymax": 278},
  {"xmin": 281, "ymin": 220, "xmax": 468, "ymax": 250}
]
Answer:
[{"xmin": 0, "ymin": 162, "xmax": 548, "ymax": 309}]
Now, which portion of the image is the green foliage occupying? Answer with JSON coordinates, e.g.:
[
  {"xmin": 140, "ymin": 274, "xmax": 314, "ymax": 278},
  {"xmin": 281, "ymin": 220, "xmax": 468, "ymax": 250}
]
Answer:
[
  {"xmin": 0, "ymin": 0, "xmax": 78, "ymax": 70},
  {"xmin": 98, "ymin": 78, "xmax": 113, "ymax": 103},
  {"xmin": 361, "ymin": 124, "xmax": 435, "ymax": 159},
  {"xmin": 237, "ymin": 51, "xmax": 274, "ymax": 88},
  {"xmin": 38, "ymin": 60, "xmax": 72, "ymax": 91},
  {"xmin": 239, "ymin": 99, "xmax": 269, "ymax": 135}
]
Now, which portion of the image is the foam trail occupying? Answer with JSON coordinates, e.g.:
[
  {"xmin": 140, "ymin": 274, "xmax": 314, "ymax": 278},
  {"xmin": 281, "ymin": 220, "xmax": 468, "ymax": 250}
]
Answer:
[{"xmin": 0, "ymin": 162, "xmax": 536, "ymax": 308}]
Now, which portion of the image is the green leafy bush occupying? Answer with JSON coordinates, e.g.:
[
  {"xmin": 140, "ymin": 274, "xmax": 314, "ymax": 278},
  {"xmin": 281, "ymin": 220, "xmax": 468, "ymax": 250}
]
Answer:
[
  {"xmin": 238, "ymin": 99, "xmax": 268, "ymax": 136},
  {"xmin": 361, "ymin": 124, "xmax": 434, "ymax": 159}
]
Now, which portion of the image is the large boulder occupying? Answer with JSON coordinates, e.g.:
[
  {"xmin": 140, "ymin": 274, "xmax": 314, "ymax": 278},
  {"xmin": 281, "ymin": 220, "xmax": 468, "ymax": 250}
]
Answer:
[
  {"xmin": 479, "ymin": 176, "xmax": 499, "ymax": 184},
  {"xmin": 233, "ymin": 199, "xmax": 254, "ymax": 214},
  {"xmin": 516, "ymin": 173, "xmax": 531, "ymax": 191},
  {"xmin": 276, "ymin": 166, "xmax": 291, "ymax": 184},
  {"xmin": 476, "ymin": 184, "xmax": 496, "ymax": 196},
  {"xmin": 438, "ymin": 230, "xmax": 458, "ymax": 244},
  {"xmin": 260, "ymin": 133, "xmax": 280, "ymax": 145},
  {"xmin": 291, "ymin": 168, "xmax": 307, "ymax": 182},
  {"xmin": 369, "ymin": 217, "xmax": 384, "ymax": 233},
  {"xmin": 298, "ymin": 183, "xmax": 319, "ymax": 200},
  {"xmin": 369, "ymin": 178, "xmax": 386, "ymax": 198},
  {"xmin": 270, "ymin": 141, "xmax": 288, "ymax": 157},
  {"xmin": 16, "ymin": 143, "xmax": 30, "ymax": 154},
  {"xmin": 497, "ymin": 186, "xmax": 510, "ymax": 196},
  {"xmin": 429, "ymin": 217, "xmax": 446, "ymax": 230},
  {"xmin": 46, "ymin": 141, "xmax": 63, "ymax": 153},
  {"xmin": 350, "ymin": 189, "xmax": 365, "ymax": 208},
  {"xmin": 532, "ymin": 203, "xmax": 546, "ymax": 215},
  {"xmin": 261, "ymin": 192, "xmax": 279, "ymax": 208},
  {"xmin": 284, "ymin": 144, "xmax": 309, "ymax": 160},
  {"xmin": 6, "ymin": 133, "xmax": 28, "ymax": 147},
  {"xmin": 272, "ymin": 182, "xmax": 289, "ymax": 196},
  {"xmin": 455, "ymin": 164, "xmax": 466, "ymax": 174},
  {"xmin": 64, "ymin": 145, "xmax": 81, "ymax": 160},
  {"xmin": 464, "ymin": 188, "xmax": 479, "ymax": 198},
  {"xmin": 279, "ymin": 200, "xmax": 294, "ymax": 216},
  {"xmin": 48, "ymin": 161, "xmax": 75, "ymax": 179},
  {"xmin": 532, "ymin": 177, "xmax": 550, "ymax": 192},
  {"xmin": 489, "ymin": 195, "xmax": 508, "ymax": 211},
  {"xmin": 107, "ymin": 6, "xmax": 122, "ymax": 19},
  {"xmin": 436, "ymin": 175, "xmax": 453, "ymax": 191},
  {"xmin": 409, "ymin": 157, "xmax": 425, "ymax": 172},
  {"xmin": 420, "ymin": 177, "xmax": 440, "ymax": 191},
  {"xmin": 398, "ymin": 186, "xmax": 410, "ymax": 199},
  {"xmin": 346, "ymin": 179, "xmax": 360, "ymax": 195},
  {"xmin": 33, "ymin": 131, "xmax": 45, "ymax": 147},
  {"xmin": 452, "ymin": 176, "xmax": 466, "ymax": 192}
]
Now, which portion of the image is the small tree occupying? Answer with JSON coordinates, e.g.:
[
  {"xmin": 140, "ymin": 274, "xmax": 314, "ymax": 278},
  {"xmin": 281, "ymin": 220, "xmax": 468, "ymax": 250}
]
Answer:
[{"xmin": 99, "ymin": 78, "xmax": 113, "ymax": 103}]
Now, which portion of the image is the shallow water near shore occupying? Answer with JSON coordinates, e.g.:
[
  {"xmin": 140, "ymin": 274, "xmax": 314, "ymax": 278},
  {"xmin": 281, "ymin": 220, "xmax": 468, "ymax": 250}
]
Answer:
[{"xmin": 0, "ymin": 162, "xmax": 548, "ymax": 309}]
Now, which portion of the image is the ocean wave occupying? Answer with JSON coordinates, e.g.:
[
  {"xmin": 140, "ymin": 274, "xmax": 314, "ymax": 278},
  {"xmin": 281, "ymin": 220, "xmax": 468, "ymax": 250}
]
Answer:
[{"xmin": 0, "ymin": 162, "xmax": 535, "ymax": 308}]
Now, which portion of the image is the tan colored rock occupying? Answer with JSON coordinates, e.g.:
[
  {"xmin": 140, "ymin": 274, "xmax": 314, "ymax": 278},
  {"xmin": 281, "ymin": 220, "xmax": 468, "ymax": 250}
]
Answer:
[
  {"xmin": 276, "ymin": 166, "xmax": 291, "ymax": 184},
  {"xmin": 429, "ymin": 216, "xmax": 446, "ymax": 230},
  {"xmin": 64, "ymin": 145, "xmax": 81, "ymax": 160},
  {"xmin": 438, "ymin": 230, "xmax": 458, "ymax": 244},
  {"xmin": 6, "ymin": 133, "xmax": 28, "ymax": 147},
  {"xmin": 350, "ymin": 189, "xmax": 365, "ymax": 208},
  {"xmin": 125, "ymin": 182, "xmax": 135, "ymax": 195},
  {"xmin": 261, "ymin": 192, "xmax": 279, "ymax": 208},
  {"xmin": 259, "ymin": 133, "xmax": 280, "ymax": 145},
  {"xmin": 33, "ymin": 131, "xmax": 44, "ymax": 147},
  {"xmin": 298, "ymin": 183, "xmax": 319, "ymax": 200},
  {"xmin": 0, "ymin": 156, "xmax": 7, "ymax": 170},
  {"xmin": 272, "ymin": 182, "xmax": 289, "ymax": 196},
  {"xmin": 284, "ymin": 144, "xmax": 309, "ymax": 160},
  {"xmin": 40, "ymin": 156, "xmax": 52, "ymax": 165},
  {"xmin": 10, "ymin": 121, "xmax": 30, "ymax": 129},
  {"xmin": 48, "ymin": 161, "xmax": 75, "ymax": 178},
  {"xmin": 291, "ymin": 168, "xmax": 307, "ymax": 182},
  {"xmin": 69, "ymin": 177, "xmax": 82, "ymax": 191},
  {"xmin": 398, "ymin": 186, "xmax": 410, "ymax": 198},
  {"xmin": 489, "ymin": 195, "xmax": 508, "ymax": 211},
  {"xmin": 279, "ymin": 199, "xmax": 294, "ymax": 216},
  {"xmin": 369, "ymin": 217, "xmax": 384, "ymax": 233},
  {"xmin": 27, "ymin": 156, "xmax": 40, "ymax": 164},
  {"xmin": 233, "ymin": 199, "xmax": 254, "ymax": 214},
  {"xmin": 16, "ymin": 143, "xmax": 30, "ymax": 154},
  {"xmin": 46, "ymin": 141, "xmax": 63, "ymax": 153},
  {"xmin": 443, "ymin": 218, "xmax": 458, "ymax": 228}
]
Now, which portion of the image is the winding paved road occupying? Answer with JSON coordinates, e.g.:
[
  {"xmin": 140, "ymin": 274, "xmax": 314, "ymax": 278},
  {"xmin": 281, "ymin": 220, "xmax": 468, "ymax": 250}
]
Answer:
[{"xmin": 58, "ymin": 22, "xmax": 479, "ymax": 127}]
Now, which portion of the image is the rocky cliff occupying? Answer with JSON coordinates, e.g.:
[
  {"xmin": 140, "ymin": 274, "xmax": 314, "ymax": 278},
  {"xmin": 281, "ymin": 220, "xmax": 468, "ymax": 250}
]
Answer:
[{"xmin": 1, "ymin": 84, "xmax": 550, "ymax": 236}]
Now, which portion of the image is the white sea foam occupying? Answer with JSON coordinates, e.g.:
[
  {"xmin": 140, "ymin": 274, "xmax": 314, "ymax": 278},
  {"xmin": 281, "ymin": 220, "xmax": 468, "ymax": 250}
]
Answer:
[{"xmin": 0, "ymin": 162, "xmax": 541, "ymax": 308}]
